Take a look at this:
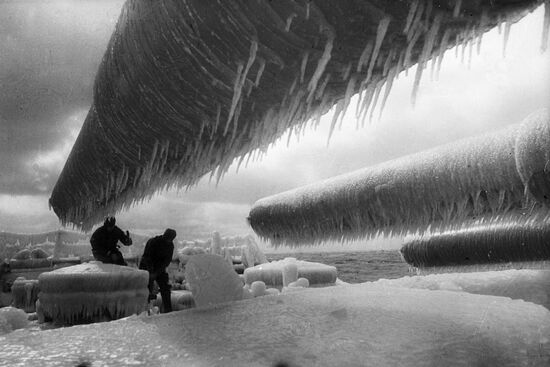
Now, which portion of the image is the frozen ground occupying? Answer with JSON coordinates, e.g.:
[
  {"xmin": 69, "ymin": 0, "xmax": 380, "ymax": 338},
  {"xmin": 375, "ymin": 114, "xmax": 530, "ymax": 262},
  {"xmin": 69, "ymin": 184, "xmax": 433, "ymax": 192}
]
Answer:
[
  {"xmin": 373, "ymin": 269, "xmax": 550, "ymax": 310},
  {"xmin": 0, "ymin": 282, "xmax": 549, "ymax": 366}
]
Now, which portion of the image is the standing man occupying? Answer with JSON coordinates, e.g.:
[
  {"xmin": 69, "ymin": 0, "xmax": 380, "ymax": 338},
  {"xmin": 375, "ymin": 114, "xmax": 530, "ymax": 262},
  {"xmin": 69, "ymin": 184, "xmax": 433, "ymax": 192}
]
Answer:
[
  {"xmin": 90, "ymin": 216, "xmax": 133, "ymax": 265},
  {"xmin": 139, "ymin": 228, "xmax": 176, "ymax": 313}
]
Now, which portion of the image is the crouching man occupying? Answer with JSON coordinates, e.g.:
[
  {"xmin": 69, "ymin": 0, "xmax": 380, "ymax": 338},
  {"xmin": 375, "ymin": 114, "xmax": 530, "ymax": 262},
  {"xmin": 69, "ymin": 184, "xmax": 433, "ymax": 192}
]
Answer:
[
  {"xmin": 139, "ymin": 229, "xmax": 176, "ymax": 313},
  {"xmin": 90, "ymin": 216, "xmax": 133, "ymax": 265}
]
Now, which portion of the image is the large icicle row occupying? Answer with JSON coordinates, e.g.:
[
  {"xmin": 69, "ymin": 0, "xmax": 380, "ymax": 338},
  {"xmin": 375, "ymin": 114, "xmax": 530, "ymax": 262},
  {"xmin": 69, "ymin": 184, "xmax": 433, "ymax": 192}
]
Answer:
[{"xmin": 48, "ymin": 0, "xmax": 547, "ymax": 230}]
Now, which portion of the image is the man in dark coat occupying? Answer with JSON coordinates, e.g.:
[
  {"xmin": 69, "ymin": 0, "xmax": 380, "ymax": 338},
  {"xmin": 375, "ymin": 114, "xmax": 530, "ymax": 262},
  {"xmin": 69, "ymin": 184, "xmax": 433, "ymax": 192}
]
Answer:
[
  {"xmin": 90, "ymin": 217, "xmax": 133, "ymax": 265},
  {"xmin": 139, "ymin": 228, "xmax": 176, "ymax": 313}
]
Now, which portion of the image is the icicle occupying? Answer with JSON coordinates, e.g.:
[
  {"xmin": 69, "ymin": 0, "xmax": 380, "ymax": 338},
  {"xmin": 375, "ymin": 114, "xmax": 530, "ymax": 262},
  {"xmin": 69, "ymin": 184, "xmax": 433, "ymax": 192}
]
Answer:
[
  {"xmin": 314, "ymin": 72, "xmax": 331, "ymax": 101},
  {"xmin": 542, "ymin": 1, "xmax": 550, "ymax": 52},
  {"xmin": 306, "ymin": 1, "xmax": 310, "ymax": 20},
  {"xmin": 225, "ymin": 40, "xmax": 258, "ymax": 135},
  {"xmin": 396, "ymin": 50, "xmax": 405, "ymax": 78},
  {"xmin": 379, "ymin": 66, "xmax": 397, "ymax": 120},
  {"xmin": 477, "ymin": 9, "xmax": 488, "ymax": 55},
  {"xmin": 254, "ymin": 59, "xmax": 266, "ymax": 87},
  {"xmin": 407, "ymin": 0, "xmax": 425, "ymax": 42},
  {"xmin": 411, "ymin": 13, "xmax": 441, "ymax": 106},
  {"xmin": 340, "ymin": 75, "xmax": 357, "ymax": 127},
  {"xmin": 467, "ymin": 39, "xmax": 473, "ymax": 69},
  {"xmin": 368, "ymin": 81, "xmax": 384, "ymax": 123},
  {"xmin": 307, "ymin": 33, "xmax": 334, "ymax": 103},
  {"xmin": 382, "ymin": 48, "xmax": 395, "ymax": 77},
  {"xmin": 356, "ymin": 40, "xmax": 373, "ymax": 73},
  {"xmin": 327, "ymin": 100, "xmax": 344, "ymax": 146},
  {"xmin": 355, "ymin": 88, "xmax": 364, "ymax": 119},
  {"xmin": 341, "ymin": 62, "xmax": 352, "ymax": 81},
  {"xmin": 429, "ymin": 57, "xmax": 436, "ymax": 81},
  {"xmin": 289, "ymin": 77, "xmax": 298, "ymax": 96},
  {"xmin": 286, "ymin": 126, "xmax": 294, "ymax": 147},
  {"xmin": 502, "ymin": 22, "xmax": 512, "ymax": 57},
  {"xmin": 404, "ymin": 0, "xmax": 419, "ymax": 35},
  {"xmin": 285, "ymin": 13, "xmax": 297, "ymax": 32},
  {"xmin": 224, "ymin": 62, "xmax": 243, "ymax": 135},
  {"xmin": 453, "ymin": 0, "xmax": 462, "ymax": 17},
  {"xmin": 300, "ymin": 52, "xmax": 309, "ymax": 83},
  {"xmin": 435, "ymin": 28, "xmax": 451, "ymax": 81},
  {"xmin": 404, "ymin": 30, "xmax": 421, "ymax": 70},
  {"xmin": 461, "ymin": 38, "xmax": 467, "ymax": 64},
  {"xmin": 365, "ymin": 17, "xmax": 391, "ymax": 84},
  {"xmin": 358, "ymin": 84, "xmax": 375, "ymax": 127}
]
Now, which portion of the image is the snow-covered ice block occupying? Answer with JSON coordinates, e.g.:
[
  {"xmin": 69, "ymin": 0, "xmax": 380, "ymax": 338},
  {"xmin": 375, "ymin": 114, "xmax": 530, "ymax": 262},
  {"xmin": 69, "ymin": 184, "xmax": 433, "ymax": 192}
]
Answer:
[
  {"xmin": 184, "ymin": 254, "xmax": 244, "ymax": 308},
  {"xmin": 244, "ymin": 258, "xmax": 337, "ymax": 288},
  {"xmin": 11, "ymin": 277, "xmax": 39, "ymax": 313},
  {"xmin": 0, "ymin": 307, "xmax": 28, "ymax": 335},
  {"xmin": 373, "ymin": 269, "xmax": 550, "ymax": 309},
  {"xmin": 1, "ymin": 284, "xmax": 549, "ymax": 366},
  {"xmin": 38, "ymin": 262, "xmax": 149, "ymax": 325}
]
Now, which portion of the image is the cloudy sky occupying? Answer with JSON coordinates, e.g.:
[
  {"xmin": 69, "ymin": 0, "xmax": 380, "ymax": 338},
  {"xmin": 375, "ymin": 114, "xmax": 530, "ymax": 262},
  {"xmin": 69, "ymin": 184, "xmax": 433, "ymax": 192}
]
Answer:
[{"xmin": 1, "ymin": 1, "xmax": 549, "ymax": 252}]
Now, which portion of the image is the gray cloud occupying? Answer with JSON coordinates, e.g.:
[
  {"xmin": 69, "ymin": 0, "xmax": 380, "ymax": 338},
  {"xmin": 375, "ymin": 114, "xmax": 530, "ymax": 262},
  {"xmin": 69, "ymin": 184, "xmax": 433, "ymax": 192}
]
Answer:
[{"xmin": 0, "ymin": 1, "xmax": 124, "ymax": 194}]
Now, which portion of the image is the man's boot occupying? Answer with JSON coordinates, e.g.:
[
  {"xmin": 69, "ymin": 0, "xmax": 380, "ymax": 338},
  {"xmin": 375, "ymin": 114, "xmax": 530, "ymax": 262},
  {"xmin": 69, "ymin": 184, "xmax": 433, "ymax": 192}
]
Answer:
[{"xmin": 160, "ymin": 290, "xmax": 172, "ymax": 313}]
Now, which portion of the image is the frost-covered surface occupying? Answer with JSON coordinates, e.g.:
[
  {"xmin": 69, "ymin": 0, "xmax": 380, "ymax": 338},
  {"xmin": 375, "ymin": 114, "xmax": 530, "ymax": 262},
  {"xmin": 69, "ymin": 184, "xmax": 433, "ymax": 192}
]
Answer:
[
  {"xmin": 244, "ymin": 258, "xmax": 337, "ymax": 288},
  {"xmin": 373, "ymin": 269, "xmax": 550, "ymax": 310},
  {"xmin": 1, "ymin": 283, "xmax": 549, "ymax": 366},
  {"xmin": 184, "ymin": 255, "xmax": 244, "ymax": 308},
  {"xmin": 249, "ymin": 110, "xmax": 550, "ymax": 246},
  {"xmin": 401, "ymin": 212, "xmax": 550, "ymax": 268},
  {"xmin": 38, "ymin": 262, "xmax": 149, "ymax": 324},
  {"xmin": 48, "ymin": 0, "xmax": 547, "ymax": 230}
]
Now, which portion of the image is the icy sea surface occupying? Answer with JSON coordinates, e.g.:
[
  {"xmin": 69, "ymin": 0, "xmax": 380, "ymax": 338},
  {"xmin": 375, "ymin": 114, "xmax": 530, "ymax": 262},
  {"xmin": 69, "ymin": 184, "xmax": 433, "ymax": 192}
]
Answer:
[{"xmin": 267, "ymin": 250, "xmax": 411, "ymax": 283}]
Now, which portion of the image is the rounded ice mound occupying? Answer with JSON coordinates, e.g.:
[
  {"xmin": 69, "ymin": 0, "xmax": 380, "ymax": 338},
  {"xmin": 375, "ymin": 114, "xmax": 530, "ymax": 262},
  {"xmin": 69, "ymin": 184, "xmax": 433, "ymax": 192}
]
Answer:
[
  {"xmin": 250, "ymin": 281, "xmax": 266, "ymax": 297},
  {"xmin": 244, "ymin": 258, "xmax": 337, "ymax": 289},
  {"xmin": 514, "ymin": 109, "xmax": 550, "ymax": 205},
  {"xmin": 38, "ymin": 262, "xmax": 149, "ymax": 325},
  {"xmin": 0, "ymin": 307, "xmax": 28, "ymax": 334}
]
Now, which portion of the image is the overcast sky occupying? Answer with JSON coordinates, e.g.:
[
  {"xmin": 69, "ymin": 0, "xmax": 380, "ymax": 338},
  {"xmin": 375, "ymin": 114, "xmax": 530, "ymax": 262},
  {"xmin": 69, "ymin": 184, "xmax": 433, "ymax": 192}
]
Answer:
[{"xmin": 1, "ymin": 2, "xmax": 549, "ymax": 252}]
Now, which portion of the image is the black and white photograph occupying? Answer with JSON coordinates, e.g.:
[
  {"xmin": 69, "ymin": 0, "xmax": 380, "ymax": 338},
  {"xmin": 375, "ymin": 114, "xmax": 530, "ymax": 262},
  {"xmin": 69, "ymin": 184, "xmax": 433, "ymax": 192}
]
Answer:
[{"xmin": 0, "ymin": 0, "xmax": 549, "ymax": 365}]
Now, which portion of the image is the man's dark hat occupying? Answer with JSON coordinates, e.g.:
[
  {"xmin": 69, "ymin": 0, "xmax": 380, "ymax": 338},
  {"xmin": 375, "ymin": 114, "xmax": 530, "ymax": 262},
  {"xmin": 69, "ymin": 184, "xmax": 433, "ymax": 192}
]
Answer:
[{"xmin": 163, "ymin": 228, "xmax": 177, "ymax": 241}]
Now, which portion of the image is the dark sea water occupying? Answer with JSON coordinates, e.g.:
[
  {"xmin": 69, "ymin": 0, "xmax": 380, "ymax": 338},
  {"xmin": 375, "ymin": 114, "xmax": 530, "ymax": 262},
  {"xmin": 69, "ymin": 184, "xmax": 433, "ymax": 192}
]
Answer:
[{"xmin": 266, "ymin": 250, "xmax": 413, "ymax": 283}]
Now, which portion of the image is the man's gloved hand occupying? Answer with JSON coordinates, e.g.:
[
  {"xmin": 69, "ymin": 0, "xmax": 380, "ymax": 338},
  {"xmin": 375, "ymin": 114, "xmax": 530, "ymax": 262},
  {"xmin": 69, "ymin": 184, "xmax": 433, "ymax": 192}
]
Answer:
[{"xmin": 125, "ymin": 231, "xmax": 133, "ymax": 246}]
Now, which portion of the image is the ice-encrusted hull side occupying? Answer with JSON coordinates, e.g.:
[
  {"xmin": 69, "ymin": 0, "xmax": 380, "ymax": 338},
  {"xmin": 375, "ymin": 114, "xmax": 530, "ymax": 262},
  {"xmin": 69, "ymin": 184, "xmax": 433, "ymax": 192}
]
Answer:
[{"xmin": 248, "ymin": 110, "xmax": 550, "ymax": 246}]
